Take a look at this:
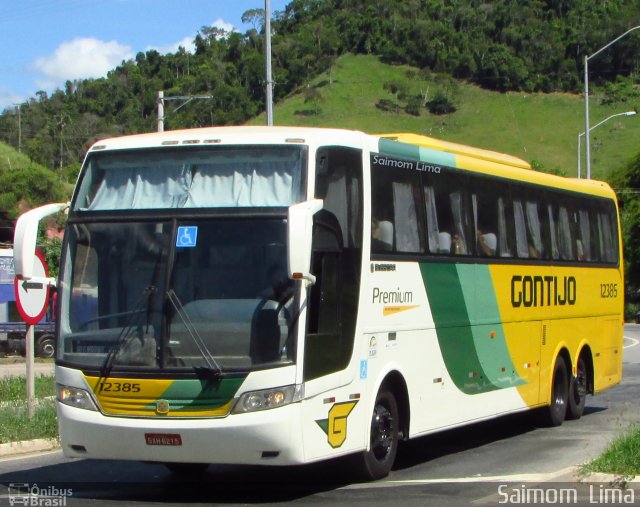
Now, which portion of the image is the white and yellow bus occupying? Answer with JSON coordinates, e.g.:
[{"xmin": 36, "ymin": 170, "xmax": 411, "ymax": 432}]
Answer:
[{"xmin": 13, "ymin": 127, "xmax": 623, "ymax": 480}]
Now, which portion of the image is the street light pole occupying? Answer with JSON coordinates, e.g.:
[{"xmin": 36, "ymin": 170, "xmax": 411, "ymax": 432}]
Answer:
[
  {"xmin": 157, "ymin": 91, "xmax": 213, "ymax": 132},
  {"xmin": 265, "ymin": 0, "xmax": 274, "ymax": 126},
  {"xmin": 584, "ymin": 25, "xmax": 640, "ymax": 179},
  {"xmin": 577, "ymin": 110, "xmax": 636, "ymax": 178}
]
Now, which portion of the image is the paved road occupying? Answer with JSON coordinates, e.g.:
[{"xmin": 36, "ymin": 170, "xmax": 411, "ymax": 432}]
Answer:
[
  {"xmin": 0, "ymin": 327, "xmax": 638, "ymax": 506},
  {"xmin": 0, "ymin": 358, "xmax": 54, "ymax": 378}
]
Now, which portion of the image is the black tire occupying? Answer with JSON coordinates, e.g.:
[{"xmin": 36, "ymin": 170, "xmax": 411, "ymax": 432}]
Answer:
[
  {"xmin": 353, "ymin": 389, "xmax": 399, "ymax": 481},
  {"xmin": 567, "ymin": 357, "xmax": 588, "ymax": 420},
  {"xmin": 164, "ymin": 462, "xmax": 209, "ymax": 475},
  {"xmin": 36, "ymin": 335, "xmax": 56, "ymax": 359},
  {"xmin": 541, "ymin": 355, "xmax": 569, "ymax": 427}
]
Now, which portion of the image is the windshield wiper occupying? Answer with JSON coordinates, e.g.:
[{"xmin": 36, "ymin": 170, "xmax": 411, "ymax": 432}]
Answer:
[
  {"xmin": 166, "ymin": 289, "xmax": 222, "ymax": 378},
  {"xmin": 97, "ymin": 285, "xmax": 156, "ymax": 385}
]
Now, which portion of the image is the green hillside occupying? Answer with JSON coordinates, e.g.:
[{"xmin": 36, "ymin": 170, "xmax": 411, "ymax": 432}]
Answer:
[
  {"xmin": 0, "ymin": 142, "xmax": 38, "ymax": 173},
  {"xmin": 250, "ymin": 54, "xmax": 639, "ymax": 181},
  {"xmin": 0, "ymin": 141, "xmax": 67, "ymax": 218}
]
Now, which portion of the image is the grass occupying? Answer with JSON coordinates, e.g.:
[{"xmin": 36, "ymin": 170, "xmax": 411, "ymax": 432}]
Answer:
[
  {"xmin": 250, "ymin": 54, "xmax": 640, "ymax": 180},
  {"xmin": 582, "ymin": 425, "xmax": 640, "ymax": 477},
  {"xmin": 0, "ymin": 376, "xmax": 58, "ymax": 444}
]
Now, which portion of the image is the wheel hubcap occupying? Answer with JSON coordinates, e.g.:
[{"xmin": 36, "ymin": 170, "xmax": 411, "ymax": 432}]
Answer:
[{"xmin": 371, "ymin": 404, "xmax": 393, "ymax": 461}]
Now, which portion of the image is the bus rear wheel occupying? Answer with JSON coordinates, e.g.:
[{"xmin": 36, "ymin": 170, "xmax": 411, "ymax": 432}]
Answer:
[
  {"xmin": 542, "ymin": 355, "xmax": 569, "ymax": 427},
  {"xmin": 354, "ymin": 389, "xmax": 399, "ymax": 481},
  {"xmin": 567, "ymin": 357, "xmax": 588, "ymax": 420}
]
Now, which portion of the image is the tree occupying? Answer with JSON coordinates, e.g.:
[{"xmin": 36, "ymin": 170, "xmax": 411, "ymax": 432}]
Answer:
[
  {"xmin": 242, "ymin": 9, "xmax": 265, "ymax": 32},
  {"xmin": 611, "ymin": 152, "xmax": 640, "ymax": 299}
]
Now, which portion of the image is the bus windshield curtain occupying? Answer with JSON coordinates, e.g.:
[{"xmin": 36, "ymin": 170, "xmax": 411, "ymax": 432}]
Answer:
[
  {"xmin": 186, "ymin": 161, "xmax": 296, "ymax": 207},
  {"xmin": 87, "ymin": 157, "xmax": 300, "ymax": 210},
  {"xmin": 89, "ymin": 165, "xmax": 191, "ymax": 210}
]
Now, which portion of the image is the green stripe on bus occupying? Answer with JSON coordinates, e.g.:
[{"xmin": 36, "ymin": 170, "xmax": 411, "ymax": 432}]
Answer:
[
  {"xmin": 378, "ymin": 138, "xmax": 457, "ymax": 167},
  {"xmin": 418, "ymin": 146, "xmax": 457, "ymax": 167},
  {"xmin": 144, "ymin": 376, "xmax": 246, "ymax": 411},
  {"xmin": 456, "ymin": 265, "xmax": 525, "ymax": 389},
  {"xmin": 420, "ymin": 263, "xmax": 497, "ymax": 394},
  {"xmin": 379, "ymin": 138, "xmax": 420, "ymax": 160}
]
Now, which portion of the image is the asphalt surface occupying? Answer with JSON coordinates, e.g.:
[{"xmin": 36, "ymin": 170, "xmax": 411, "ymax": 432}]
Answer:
[{"xmin": 0, "ymin": 328, "xmax": 637, "ymax": 506}]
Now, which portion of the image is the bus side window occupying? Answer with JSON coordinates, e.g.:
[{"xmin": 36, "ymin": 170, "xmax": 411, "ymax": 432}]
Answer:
[
  {"xmin": 371, "ymin": 156, "xmax": 423, "ymax": 254},
  {"xmin": 576, "ymin": 209, "xmax": 591, "ymax": 262},
  {"xmin": 557, "ymin": 206, "xmax": 574, "ymax": 260},
  {"xmin": 471, "ymin": 185, "xmax": 501, "ymax": 257},
  {"xmin": 449, "ymin": 191, "xmax": 470, "ymax": 255},
  {"xmin": 547, "ymin": 203, "xmax": 560, "ymax": 260},
  {"xmin": 596, "ymin": 206, "xmax": 617, "ymax": 263},
  {"xmin": 424, "ymin": 184, "xmax": 460, "ymax": 255}
]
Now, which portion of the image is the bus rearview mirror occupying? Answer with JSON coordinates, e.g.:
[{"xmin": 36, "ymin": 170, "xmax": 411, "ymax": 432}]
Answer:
[
  {"xmin": 287, "ymin": 199, "xmax": 323, "ymax": 286},
  {"xmin": 14, "ymin": 202, "xmax": 68, "ymax": 280}
]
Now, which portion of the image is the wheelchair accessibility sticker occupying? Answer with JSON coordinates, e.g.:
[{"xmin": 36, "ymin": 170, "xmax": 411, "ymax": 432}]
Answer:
[{"xmin": 176, "ymin": 226, "xmax": 198, "ymax": 248}]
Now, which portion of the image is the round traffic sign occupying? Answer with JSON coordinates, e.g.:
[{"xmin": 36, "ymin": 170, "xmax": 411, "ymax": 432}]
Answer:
[{"xmin": 14, "ymin": 249, "xmax": 50, "ymax": 325}]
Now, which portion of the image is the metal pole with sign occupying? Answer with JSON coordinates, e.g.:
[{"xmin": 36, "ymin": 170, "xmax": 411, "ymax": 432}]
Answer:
[{"xmin": 13, "ymin": 250, "xmax": 50, "ymax": 417}]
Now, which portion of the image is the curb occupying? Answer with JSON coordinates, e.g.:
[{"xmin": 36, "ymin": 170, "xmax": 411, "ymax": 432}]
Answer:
[
  {"xmin": 577, "ymin": 472, "xmax": 640, "ymax": 485},
  {"xmin": 546, "ymin": 466, "xmax": 639, "ymax": 485},
  {"xmin": 0, "ymin": 438, "xmax": 60, "ymax": 458}
]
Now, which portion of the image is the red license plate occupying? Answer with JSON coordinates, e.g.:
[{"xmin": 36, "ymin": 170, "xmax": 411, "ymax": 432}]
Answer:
[{"xmin": 145, "ymin": 433, "xmax": 182, "ymax": 446}]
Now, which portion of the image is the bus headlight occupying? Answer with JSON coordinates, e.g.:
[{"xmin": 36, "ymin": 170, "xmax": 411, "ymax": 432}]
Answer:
[
  {"xmin": 57, "ymin": 384, "xmax": 98, "ymax": 411},
  {"xmin": 232, "ymin": 384, "xmax": 303, "ymax": 414}
]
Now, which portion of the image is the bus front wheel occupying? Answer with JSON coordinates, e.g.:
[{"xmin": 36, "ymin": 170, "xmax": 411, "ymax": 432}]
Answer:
[
  {"xmin": 354, "ymin": 389, "xmax": 399, "ymax": 481},
  {"xmin": 542, "ymin": 355, "xmax": 569, "ymax": 427}
]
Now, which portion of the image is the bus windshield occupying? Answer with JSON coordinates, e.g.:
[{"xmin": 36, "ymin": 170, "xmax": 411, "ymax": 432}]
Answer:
[
  {"xmin": 60, "ymin": 218, "xmax": 296, "ymax": 373},
  {"xmin": 59, "ymin": 144, "xmax": 307, "ymax": 374}
]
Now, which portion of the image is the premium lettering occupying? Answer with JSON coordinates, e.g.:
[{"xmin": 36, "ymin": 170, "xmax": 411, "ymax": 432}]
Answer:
[{"xmin": 373, "ymin": 287, "xmax": 413, "ymax": 304}]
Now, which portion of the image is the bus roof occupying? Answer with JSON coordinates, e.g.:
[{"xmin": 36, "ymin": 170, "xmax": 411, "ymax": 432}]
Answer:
[
  {"xmin": 378, "ymin": 132, "xmax": 532, "ymax": 170},
  {"xmin": 86, "ymin": 126, "xmax": 616, "ymax": 201},
  {"xmin": 377, "ymin": 132, "xmax": 616, "ymax": 201},
  {"xmin": 87, "ymin": 126, "xmax": 369, "ymax": 152}
]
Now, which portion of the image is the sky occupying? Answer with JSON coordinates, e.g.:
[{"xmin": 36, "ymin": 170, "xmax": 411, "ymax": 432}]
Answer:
[{"xmin": 0, "ymin": 0, "xmax": 289, "ymax": 110}]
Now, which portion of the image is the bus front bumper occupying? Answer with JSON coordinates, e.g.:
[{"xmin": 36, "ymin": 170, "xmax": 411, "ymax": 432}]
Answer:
[{"xmin": 57, "ymin": 401, "xmax": 304, "ymax": 466}]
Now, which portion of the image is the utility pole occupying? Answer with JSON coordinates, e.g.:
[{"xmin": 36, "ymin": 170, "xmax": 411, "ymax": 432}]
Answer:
[
  {"xmin": 16, "ymin": 104, "xmax": 21, "ymax": 153},
  {"xmin": 58, "ymin": 116, "xmax": 65, "ymax": 169},
  {"xmin": 265, "ymin": 0, "xmax": 274, "ymax": 126},
  {"xmin": 157, "ymin": 91, "xmax": 165, "ymax": 132},
  {"xmin": 157, "ymin": 91, "xmax": 213, "ymax": 132}
]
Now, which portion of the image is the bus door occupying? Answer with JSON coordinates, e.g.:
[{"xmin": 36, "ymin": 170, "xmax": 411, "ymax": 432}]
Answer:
[{"xmin": 301, "ymin": 146, "xmax": 365, "ymax": 461}]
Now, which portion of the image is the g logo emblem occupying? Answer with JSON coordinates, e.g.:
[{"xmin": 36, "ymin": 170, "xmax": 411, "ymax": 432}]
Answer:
[
  {"xmin": 156, "ymin": 399, "xmax": 170, "ymax": 415},
  {"xmin": 316, "ymin": 401, "xmax": 358, "ymax": 448}
]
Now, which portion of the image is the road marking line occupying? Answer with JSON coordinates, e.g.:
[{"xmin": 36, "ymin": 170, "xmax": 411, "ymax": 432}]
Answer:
[
  {"xmin": 341, "ymin": 467, "xmax": 577, "ymax": 489},
  {"xmin": 623, "ymin": 336, "xmax": 639, "ymax": 349}
]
